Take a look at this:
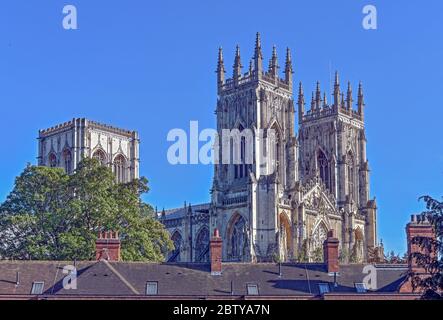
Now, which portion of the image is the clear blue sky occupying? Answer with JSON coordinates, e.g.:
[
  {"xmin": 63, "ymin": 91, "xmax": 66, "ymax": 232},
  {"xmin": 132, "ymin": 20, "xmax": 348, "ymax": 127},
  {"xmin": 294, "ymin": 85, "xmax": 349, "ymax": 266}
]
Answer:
[{"xmin": 1, "ymin": 1, "xmax": 442, "ymax": 255}]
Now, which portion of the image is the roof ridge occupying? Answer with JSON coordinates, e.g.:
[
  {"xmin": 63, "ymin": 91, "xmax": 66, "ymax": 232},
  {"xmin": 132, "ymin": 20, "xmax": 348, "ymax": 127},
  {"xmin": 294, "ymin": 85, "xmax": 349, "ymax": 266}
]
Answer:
[{"xmin": 101, "ymin": 260, "xmax": 140, "ymax": 295}]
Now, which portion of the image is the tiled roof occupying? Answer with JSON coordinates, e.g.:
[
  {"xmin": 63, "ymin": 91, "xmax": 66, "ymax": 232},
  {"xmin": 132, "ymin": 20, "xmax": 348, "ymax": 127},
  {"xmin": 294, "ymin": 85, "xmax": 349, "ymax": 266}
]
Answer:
[{"xmin": 0, "ymin": 261, "xmax": 408, "ymax": 299}]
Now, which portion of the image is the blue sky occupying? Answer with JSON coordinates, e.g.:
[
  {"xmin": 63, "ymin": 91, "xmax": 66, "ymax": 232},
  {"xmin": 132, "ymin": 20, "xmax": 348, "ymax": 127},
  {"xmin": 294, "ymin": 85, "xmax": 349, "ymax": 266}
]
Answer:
[{"xmin": 1, "ymin": 0, "xmax": 442, "ymax": 255}]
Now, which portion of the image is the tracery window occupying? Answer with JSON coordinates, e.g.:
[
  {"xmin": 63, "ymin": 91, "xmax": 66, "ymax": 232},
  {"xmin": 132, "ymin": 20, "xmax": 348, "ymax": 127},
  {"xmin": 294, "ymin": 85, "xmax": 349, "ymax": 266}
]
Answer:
[
  {"xmin": 230, "ymin": 215, "xmax": 247, "ymax": 260},
  {"xmin": 113, "ymin": 154, "xmax": 126, "ymax": 183},
  {"xmin": 195, "ymin": 227, "xmax": 209, "ymax": 262},
  {"xmin": 63, "ymin": 149, "xmax": 72, "ymax": 174},
  {"xmin": 318, "ymin": 150, "xmax": 330, "ymax": 190},
  {"xmin": 169, "ymin": 231, "xmax": 183, "ymax": 262},
  {"xmin": 347, "ymin": 152, "xmax": 355, "ymax": 199},
  {"xmin": 49, "ymin": 153, "xmax": 57, "ymax": 168},
  {"xmin": 92, "ymin": 149, "xmax": 107, "ymax": 166}
]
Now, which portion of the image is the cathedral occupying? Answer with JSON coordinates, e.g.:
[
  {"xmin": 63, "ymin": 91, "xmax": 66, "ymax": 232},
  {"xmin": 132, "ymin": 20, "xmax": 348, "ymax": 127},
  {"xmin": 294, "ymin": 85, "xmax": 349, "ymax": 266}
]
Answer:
[{"xmin": 161, "ymin": 33, "xmax": 378, "ymax": 264}]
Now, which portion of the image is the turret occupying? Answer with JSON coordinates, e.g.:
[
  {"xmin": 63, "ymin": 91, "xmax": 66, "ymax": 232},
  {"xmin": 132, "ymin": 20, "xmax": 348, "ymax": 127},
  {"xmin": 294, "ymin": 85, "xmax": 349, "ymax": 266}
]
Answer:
[
  {"xmin": 298, "ymin": 82, "xmax": 305, "ymax": 123},
  {"xmin": 333, "ymin": 71, "xmax": 341, "ymax": 107},
  {"xmin": 268, "ymin": 45, "xmax": 279, "ymax": 78},
  {"xmin": 358, "ymin": 81, "xmax": 365, "ymax": 119},
  {"xmin": 315, "ymin": 82, "xmax": 322, "ymax": 110},
  {"xmin": 216, "ymin": 47, "xmax": 225, "ymax": 93},
  {"xmin": 285, "ymin": 47, "xmax": 293, "ymax": 87},
  {"xmin": 254, "ymin": 32, "xmax": 263, "ymax": 77},
  {"xmin": 233, "ymin": 45, "xmax": 242, "ymax": 85},
  {"xmin": 346, "ymin": 81, "xmax": 353, "ymax": 111}
]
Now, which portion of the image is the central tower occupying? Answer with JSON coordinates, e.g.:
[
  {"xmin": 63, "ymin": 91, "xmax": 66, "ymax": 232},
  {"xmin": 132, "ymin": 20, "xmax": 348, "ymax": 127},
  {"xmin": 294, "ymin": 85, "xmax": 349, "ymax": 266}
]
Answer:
[{"xmin": 210, "ymin": 33, "xmax": 297, "ymax": 262}]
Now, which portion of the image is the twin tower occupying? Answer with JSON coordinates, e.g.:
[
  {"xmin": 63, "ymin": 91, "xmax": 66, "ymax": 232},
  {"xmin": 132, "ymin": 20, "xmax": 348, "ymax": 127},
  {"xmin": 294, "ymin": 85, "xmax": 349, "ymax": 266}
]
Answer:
[
  {"xmin": 161, "ymin": 33, "xmax": 378, "ymax": 264},
  {"xmin": 210, "ymin": 33, "xmax": 377, "ymax": 263}
]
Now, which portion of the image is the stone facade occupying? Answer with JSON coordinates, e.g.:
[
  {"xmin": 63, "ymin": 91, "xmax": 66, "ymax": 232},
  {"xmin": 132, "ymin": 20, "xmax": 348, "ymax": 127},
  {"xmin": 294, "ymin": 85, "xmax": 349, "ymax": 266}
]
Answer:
[
  {"xmin": 38, "ymin": 118, "xmax": 139, "ymax": 183},
  {"xmin": 161, "ymin": 34, "xmax": 379, "ymax": 264}
]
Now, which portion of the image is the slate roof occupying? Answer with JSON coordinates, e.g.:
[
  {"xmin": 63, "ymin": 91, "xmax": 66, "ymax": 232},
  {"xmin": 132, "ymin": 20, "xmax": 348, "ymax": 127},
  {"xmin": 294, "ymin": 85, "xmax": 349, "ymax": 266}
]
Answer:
[
  {"xmin": 0, "ymin": 261, "xmax": 408, "ymax": 299},
  {"xmin": 160, "ymin": 203, "xmax": 210, "ymax": 220}
]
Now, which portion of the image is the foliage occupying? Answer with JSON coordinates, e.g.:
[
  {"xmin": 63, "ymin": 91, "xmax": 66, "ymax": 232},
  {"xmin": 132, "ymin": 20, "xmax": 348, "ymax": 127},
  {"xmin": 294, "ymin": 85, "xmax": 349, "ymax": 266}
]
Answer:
[
  {"xmin": 409, "ymin": 196, "xmax": 443, "ymax": 299},
  {"xmin": 311, "ymin": 247, "xmax": 323, "ymax": 263},
  {"xmin": 0, "ymin": 158, "xmax": 173, "ymax": 261}
]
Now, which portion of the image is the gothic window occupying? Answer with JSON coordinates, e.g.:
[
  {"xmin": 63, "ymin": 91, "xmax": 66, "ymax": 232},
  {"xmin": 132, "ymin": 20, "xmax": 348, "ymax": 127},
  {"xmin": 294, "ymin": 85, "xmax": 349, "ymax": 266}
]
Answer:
[
  {"xmin": 311, "ymin": 223, "xmax": 328, "ymax": 262},
  {"xmin": 232, "ymin": 126, "xmax": 248, "ymax": 180},
  {"xmin": 49, "ymin": 153, "xmax": 57, "ymax": 168},
  {"xmin": 195, "ymin": 227, "xmax": 209, "ymax": 262},
  {"xmin": 113, "ymin": 154, "xmax": 126, "ymax": 184},
  {"xmin": 229, "ymin": 215, "xmax": 247, "ymax": 261},
  {"xmin": 169, "ymin": 231, "xmax": 183, "ymax": 262},
  {"xmin": 279, "ymin": 213, "xmax": 292, "ymax": 262},
  {"xmin": 63, "ymin": 149, "xmax": 72, "ymax": 174},
  {"xmin": 347, "ymin": 152, "xmax": 355, "ymax": 199},
  {"xmin": 317, "ymin": 150, "xmax": 330, "ymax": 191},
  {"xmin": 92, "ymin": 149, "xmax": 107, "ymax": 166}
]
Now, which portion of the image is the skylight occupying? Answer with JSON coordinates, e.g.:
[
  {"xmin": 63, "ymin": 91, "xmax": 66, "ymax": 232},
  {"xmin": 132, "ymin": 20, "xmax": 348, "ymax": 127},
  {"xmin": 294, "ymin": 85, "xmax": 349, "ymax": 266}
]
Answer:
[
  {"xmin": 318, "ymin": 283, "xmax": 330, "ymax": 294},
  {"xmin": 246, "ymin": 283, "xmax": 259, "ymax": 295},
  {"xmin": 146, "ymin": 281, "xmax": 158, "ymax": 295},
  {"xmin": 355, "ymin": 282, "xmax": 367, "ymax": 293},
  {"xmin": 31, "ymin": 281, "xmax": 45, "ymax": 295}
]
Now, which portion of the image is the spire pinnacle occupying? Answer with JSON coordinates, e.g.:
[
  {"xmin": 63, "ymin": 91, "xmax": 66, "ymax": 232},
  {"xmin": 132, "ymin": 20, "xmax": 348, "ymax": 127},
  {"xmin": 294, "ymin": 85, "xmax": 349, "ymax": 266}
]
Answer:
[
  {"xmin": 323, "ymin": 92, "xmax": 328, "ymax": 107},
  {"xmin": 315, "ymin": 81, "xmax": 322, "ymax": 109},
  {"xmin": 346, "ymin": 81, "xmax": 353, "ymax": 110},
  {"xmin": 285, "ymin": 47, "xmax": 293, "ymax": 85},
  {"xmin": 358, "ymin": 81, "xmax": 365, "ymax": 118},
  {"xmin": 216, "ymin": 47, "xmax": 225, "ymax": 90},
  {"xmin": 269, "ymin": 45, "xmax": 279, "ymax": 78},
  {"xmin": 298, "ymin": 82, "xmax": 305, "ymax": 123},
  {"xmin": 233, "ymin": 45, "xmax": 242, "ymax": 83},
  {"xmin": 311, "ymin": 91, "xmax": 315, "ymax": 111},
  {"xmin": 254, "ymin": 32, "xmax": 263, "ymax": 75},
  {"xmin": 334, "ymin": 71, "xmax": 341, "ymax": 107}
]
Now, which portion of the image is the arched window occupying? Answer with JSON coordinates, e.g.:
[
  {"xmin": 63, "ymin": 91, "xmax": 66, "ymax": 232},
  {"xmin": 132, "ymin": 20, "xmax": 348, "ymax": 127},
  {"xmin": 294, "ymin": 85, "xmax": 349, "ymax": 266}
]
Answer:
[
  {"xmin": 311, "ymin": 223, "xmax": 328, "ymax": 262},
  {"xmin": 169, "ymin": 231, "xmax": 183, "ymax": 262},
  {"xmin": 49, "ymin": 153, "xmax": 57, "ymax": 168},
  {"xmin": 347, "ymin": 152, "xmax": 355, "ymax": 199},
  {"xmin": 113, "ymin": 154, "xmax": 126, "ymax": 183},
  {"xmin": 63, "ymin": 149, "xmax": 72, "ymax": 174},
  {"xmin": 92, "ymin": 149, "xmax": 107, "ymax": 166},
  {"xmin": 195, "ymin": 227, "xmax": 209, "ymax": 262},
  {"xmin": 318, "ymin": 150, "xmax": 330, "ymax": 190},
  {"xmin": 228, "ymin": 214, "xmax": 247, "ymax": 261}
]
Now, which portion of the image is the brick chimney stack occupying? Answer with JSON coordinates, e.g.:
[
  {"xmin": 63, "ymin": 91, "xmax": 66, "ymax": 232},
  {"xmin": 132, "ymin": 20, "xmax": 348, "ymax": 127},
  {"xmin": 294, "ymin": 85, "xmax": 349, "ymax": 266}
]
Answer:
[
  {"xmin": 406, "ymin": 214, "xmax": 436, "ymax": 274},
  {"xmin": 399, "ymin": 214, "xmax": 436, "ymax": 293},
  {"xmin": 210, "ymin": 228, "xmax": 222, "ymax": 276},
  {"xmin": 96, "ymin": 231, "xmax": 121, "ymax": 261},
  {"xmin": 323, "ymin": 230, "xmax": 339, "ymax": 274}
]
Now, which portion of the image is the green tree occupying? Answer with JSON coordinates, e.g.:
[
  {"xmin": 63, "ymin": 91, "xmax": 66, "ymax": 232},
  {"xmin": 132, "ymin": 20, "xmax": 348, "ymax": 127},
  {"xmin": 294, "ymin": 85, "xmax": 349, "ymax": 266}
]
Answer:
[
  {"xmin": 0, "ymin": 158, "xmax": 173, "ymax": 261},
  {"xmin": 409, "ymin": 196, "xmax": 443, "ymax": 299}
]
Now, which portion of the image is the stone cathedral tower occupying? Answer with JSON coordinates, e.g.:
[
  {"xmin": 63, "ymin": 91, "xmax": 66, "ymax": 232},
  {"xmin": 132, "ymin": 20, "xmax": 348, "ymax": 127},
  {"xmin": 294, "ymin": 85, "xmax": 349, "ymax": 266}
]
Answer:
[
  {"xmin": 161, "ymin": 34, "xmax": 378, "ymax": 264},
  {"xmin": 211, "ymin": 33, "xmax": 297, "ymax": 262}
]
